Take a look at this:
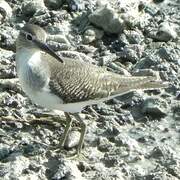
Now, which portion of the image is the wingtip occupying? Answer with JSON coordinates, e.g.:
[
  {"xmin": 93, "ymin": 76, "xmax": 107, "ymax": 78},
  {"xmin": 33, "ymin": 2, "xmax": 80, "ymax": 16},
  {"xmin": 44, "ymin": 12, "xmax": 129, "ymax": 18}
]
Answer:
[
  {"xmin": 144, "ymin": 75, "xmax": 169, "ymax": 89},
  {"xmin": 157, "ymin": 81, "xmax": 169, "ymax": 88},
  {"xmin": 147, "ymin": 80, "xmax": 169, "ymax": 89}
]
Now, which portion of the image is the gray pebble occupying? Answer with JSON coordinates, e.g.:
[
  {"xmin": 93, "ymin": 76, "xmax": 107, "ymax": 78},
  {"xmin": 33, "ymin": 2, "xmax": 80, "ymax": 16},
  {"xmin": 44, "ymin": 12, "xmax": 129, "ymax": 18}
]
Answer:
[
  {"xmin": 22, "ymin": 0, "xmax": 46, "ymax": 17},
  {"xmin": 0, "ymin": 78, "xmax": 21, "ymax": 93},
  {"xmin": 0, "ymin": 146, "xmax": 10, "ymax": 160},
  {"xmin": 83, "ymin": 26, "xmax": 104, "ymax": 44},
  {"xmin": 47, "ymin": 41, "xmax": 71, "ymax": 51},
  {"xmin": 133, "ymin": 55, "xmax": 161, "ymax": 69},
  {"xmin": 97, "ymin": 137, "xmax": 112, "ymax": 152},
  {"xmin": 141, "ymin": 97, "xmax": 167, "ymax": 118},
  {"xmin": 64, "ymin": 130, "xmax": 81, "ymax": 149},
  {"xmin": 124, "ymin": 29, "xmax": 144, "ymax": 44},
  {"xmin": 44, "ymin": 0, "xmax": 64, "ymax": 9},
  {"xmin": 52, "ymin": 159, "xmax": 85, "ymax": 180},
  {"xmin": 156, "ymin": 22, "xmax": 177, "ymax": 42},
  {"xmin": 117, "ymin": 44, "xmax": 144, "ymax": 63},
  {"xmin": 89, "ymin": 6, "xmax": 124, "ymax": 34},
  {"xmin": 57, "ymin": 50, "xmax": 95, "ymax": 64},
  {"xmin": 0, "ymin": 0, "xmax": 12, "ymax": 24},
  {"xmin": 0, "ymin": 26, "xmax": 18, "ymax": 51},
  {"xmin": 67, "ymin": 0, "xmax": 86, "ymax": 11}
]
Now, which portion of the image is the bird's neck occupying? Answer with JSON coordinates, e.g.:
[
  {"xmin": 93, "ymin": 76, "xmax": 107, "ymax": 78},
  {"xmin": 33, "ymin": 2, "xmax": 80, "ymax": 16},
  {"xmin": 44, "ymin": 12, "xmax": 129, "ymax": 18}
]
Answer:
[
  {"xmin": 16, "ymin": 47, "xmax": 49, "ymax": 92},
  {"xmin": 16, "ymin": 48, "xmax": 41, "ymax": 69}
]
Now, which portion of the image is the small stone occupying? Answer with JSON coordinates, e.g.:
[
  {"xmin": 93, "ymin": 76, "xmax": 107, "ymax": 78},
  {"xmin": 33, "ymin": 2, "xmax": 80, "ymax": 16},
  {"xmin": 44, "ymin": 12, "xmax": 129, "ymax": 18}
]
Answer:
[
  {"xmin": 52, "ymin": 160, "xmax": 85, "ymax": 180},
  {"xmin": 98, "ymin": 53, "xmax": 117, "ymax": 66},
  {"xmin": 153, "ymin": 0, "xmax": 165, "ymax": 3},
  {"xmin": 0, "ymin": 146, "xmax": 10, "ymax": 160},
  {"xmin": 47, "ymin": 34, "xmax": 71, "ymax": 46},
  {"xmin": 4, "ymin": 94, "xmax": 24, "ymax": 108},
  {"xmin": 77, "ymin": 44, "xmax": 97, "ymax": 54},
  {"xmin": 156, "ymin": 22, "xmax": 177, "ymax": 42},
  {"xmin": 0, "ymin": 107, "xmax": 11, "ymax": 117},
  {"xmin": 64, "ymin": 130, "xmax": 80, "ymax": 149},
  {"xmin": 28, "ymin": 163, "xmax": 41, "ymax": 172},
  {"xmin": 114, "ymin": 133, "xmax": 140, "ymax": 152},
  {"xmin": 0, "ymin": 0, "xmax": 12, "ymax": 24},
  {"xmin": 103, "ymin": 153, "xmax": 120, "ymax": 167},
  {"xmin": 137, "ymin": 135, "xmax": 155, "ymax": 144},
  {"xmin": 133, "ymin": 55, "xmax": 160, "ymax": 69},
  {"xmin": 172, "ymin": 101, "xmax": 180, "ymax": 121},
  {"xmin": 117, "ymin": 44, "xmax": 144, "ymax": 63},
  {"xmin": 132, "ymin": 164, "xmax": 146, "ymax": 177},
  {"xmin": 157, "ymin": 47, "xmax": 176, "ymax": 62},
  {"xmin": 96, "ymin": 0, "xmax": 109, "ymax": 7},
  {"xmin": 166, "ymin": 163, "xmax": 180, "ymax": 179},
  {"xmin": 77, "ymin": 161, "xmax": 91, "ymax": 172},
  {"xmin": 0, "ymin": 13, "xmax": 3, "ymax": 23},
  {"xmin": 124, "ymin": 29, "xmax": 144, "ymax": 44},
  {"xmin": 0, "ymin": 26, "xmax": 19, "ymax": 51},
  {"xmin": 83, "ymin": 26, "xmax": 104, "ymax": 44},
  {"xmin": 47, "ymin": 41, "xmax": 71, "ymax": 51},
  {"xmin": 0, "ymin": 78, "xmax": 21, "ymax": 93},
  {"xmin": 14, "ymin": 121, "xmax": 23, "ymax": 129},
  {"xmin": 115, "ymin": 91, "xmax": 143, "ymax": 108},
  {"xmin": 141, "ymin": 97, "xmax": 167, "ymax": 118},
  {"xmin": 149, "ymin": 145, "xmax": 173, "ymax": 159},
  {"xmin": 22, "ymin": 0, "xmax": 46, "ymax": 17},
  {"xmin": 2, "ymin": 153, "xmax": 32, "ymax": 179},
  {"xmin": 34, "ymin": 11, "xmax": 71, "ymax": 31},
  {"xmin": 66, "ymin": 0, "xmax": 86, "ymax": 11},
  {"xmin": 98, "ymin": 137, "xmax": 112, "ymax": 152},
  {"xmin": 44, "ymin": 0, "xmax": 64, "ymax": 9},
  {"xmin": 58, "ymin": 50, "xmax": 94, "ymax": 63},
  {"xmin": 118, "ymin": 33, "xmax": 129, "ymax": 47},
  {"xmin": 108, "ymin": 62, "xmax": 131, "ymax": 75},
  {"xmin": 0, "ymin": 63, "xmax": 16, "ymax": 78},
  {"xmin": 0, "ymin": 92, "xmax": 10, "ymax": 106},
  {"xmin": 95, "ymin": 103, "xmax": 115, "ymax": 116},
  {"xmin": 89, "ymin": 6, "xmax": 124, "ymax": 34},
  {"xmin": 115, "ymin": 111, "xmax": 134, "ymax": 125}
]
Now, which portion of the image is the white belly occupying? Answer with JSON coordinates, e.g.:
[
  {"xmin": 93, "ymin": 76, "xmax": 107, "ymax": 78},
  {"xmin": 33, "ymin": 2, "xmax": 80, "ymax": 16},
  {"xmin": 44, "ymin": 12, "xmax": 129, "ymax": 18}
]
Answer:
[{"xmin": 27, "ymin": 87, "xmax": 88, "ymax": 113}]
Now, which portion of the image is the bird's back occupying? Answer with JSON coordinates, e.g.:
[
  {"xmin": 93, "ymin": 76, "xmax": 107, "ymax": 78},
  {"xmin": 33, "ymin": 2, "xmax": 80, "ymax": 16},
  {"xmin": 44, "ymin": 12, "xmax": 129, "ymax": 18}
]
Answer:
[{"xmin": 44, "ymin": 53, "xmax": 167, "ymax": 104}]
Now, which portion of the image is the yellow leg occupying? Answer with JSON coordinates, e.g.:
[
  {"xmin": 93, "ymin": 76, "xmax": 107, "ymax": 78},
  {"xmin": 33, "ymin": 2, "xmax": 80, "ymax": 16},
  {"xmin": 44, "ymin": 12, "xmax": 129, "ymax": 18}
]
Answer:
[
  {"xmin": 59, "ymin": 112, "xmax": 73, "ymax": 148},
  {"xmin": 50, "ymin": 112, "xmax": 86, "ymax": 157},
  {"xmin": 73, "ymin": 113, "xmax": 87, "ymax": 155}
]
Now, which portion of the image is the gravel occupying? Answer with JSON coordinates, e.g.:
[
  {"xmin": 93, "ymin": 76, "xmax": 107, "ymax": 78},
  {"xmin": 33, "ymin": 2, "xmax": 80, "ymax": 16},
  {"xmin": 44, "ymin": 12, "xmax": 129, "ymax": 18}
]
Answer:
[{"xmin": 0, "ymin": 0, "xmax": 179, "ymax": 179}]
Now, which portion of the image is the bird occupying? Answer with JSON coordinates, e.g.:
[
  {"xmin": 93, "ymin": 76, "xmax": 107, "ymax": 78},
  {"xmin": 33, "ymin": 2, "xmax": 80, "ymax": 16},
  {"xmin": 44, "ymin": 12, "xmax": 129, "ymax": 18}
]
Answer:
[{"xmin": 15, "ymin": 23, "xmax": 168, "ymax": 155}]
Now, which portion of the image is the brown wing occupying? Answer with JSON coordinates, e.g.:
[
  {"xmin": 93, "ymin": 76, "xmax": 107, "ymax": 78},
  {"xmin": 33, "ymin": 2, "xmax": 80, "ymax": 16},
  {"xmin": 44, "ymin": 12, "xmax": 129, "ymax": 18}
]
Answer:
[
  {"xmin": 45, "ymin": 54, "xmax": 166, "ymax": 103},
  {"xmin": 48, "ymin": 59, "xmax": 110, "ymax": 103}
]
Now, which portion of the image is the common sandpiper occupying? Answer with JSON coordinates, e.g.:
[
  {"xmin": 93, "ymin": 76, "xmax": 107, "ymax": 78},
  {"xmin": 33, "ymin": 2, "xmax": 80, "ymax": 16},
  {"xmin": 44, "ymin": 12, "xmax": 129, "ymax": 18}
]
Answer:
[{"xmin": 16, "ymin": 24, "xmax": 168, "ymax": 155}]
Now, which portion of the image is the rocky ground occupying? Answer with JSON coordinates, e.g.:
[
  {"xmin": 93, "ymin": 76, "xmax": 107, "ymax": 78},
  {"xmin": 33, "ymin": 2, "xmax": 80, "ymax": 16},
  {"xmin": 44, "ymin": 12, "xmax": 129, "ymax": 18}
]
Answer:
[{"xmin": 0, "ymin": 0, "xmax": 180, "ymax": 179}]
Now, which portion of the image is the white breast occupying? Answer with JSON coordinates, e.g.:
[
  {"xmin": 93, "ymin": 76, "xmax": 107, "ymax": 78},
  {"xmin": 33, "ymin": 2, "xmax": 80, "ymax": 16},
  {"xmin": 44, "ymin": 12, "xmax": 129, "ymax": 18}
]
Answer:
[{"xmin": 16, "ymin": 48, "xmax": 64, "ymax": 110}]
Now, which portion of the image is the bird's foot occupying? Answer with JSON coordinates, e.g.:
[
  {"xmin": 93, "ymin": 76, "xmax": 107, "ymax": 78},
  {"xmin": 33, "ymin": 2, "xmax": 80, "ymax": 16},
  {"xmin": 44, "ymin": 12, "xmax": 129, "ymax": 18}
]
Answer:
[
  {"xmin": 48, "ymin": 142, "xmax": 88, "ymax": 160},
  {"xmin": 49, "ymin": 145, "xmax": 86, "ymax": 159},
  {"xmin": 66, "ymin": 150, "xmax": 88, "ymax": 161}
]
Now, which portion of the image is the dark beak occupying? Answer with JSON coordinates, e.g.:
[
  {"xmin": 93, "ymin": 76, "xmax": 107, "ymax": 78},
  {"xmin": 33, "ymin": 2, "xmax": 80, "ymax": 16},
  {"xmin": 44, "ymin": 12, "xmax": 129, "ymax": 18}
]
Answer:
[{"xmin": 33, "ymin": 39, "xmax": 63, "ymax": 63}]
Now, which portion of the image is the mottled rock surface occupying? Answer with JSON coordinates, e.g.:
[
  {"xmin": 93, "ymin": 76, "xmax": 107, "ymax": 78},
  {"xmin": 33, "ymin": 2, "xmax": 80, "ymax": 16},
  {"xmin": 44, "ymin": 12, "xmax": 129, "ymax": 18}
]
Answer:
[{"xmin": 0, "ymin": 0, "xmax": 179, "ymax": 179}]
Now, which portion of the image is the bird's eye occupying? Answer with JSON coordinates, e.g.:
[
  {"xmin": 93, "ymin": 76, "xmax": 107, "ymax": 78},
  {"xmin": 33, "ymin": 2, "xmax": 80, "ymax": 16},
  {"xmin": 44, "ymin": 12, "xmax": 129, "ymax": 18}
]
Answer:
[{"xmin": 26, "ymin": 33, "xmax": 33, "ymax": 41}]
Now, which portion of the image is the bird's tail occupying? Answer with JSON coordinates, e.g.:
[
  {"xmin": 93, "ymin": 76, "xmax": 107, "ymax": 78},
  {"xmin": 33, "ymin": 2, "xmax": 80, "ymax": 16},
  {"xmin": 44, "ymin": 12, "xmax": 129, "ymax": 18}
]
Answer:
[{"xmin": 132, "ymin": 76, "xmax": 169, "ymax": 90}]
